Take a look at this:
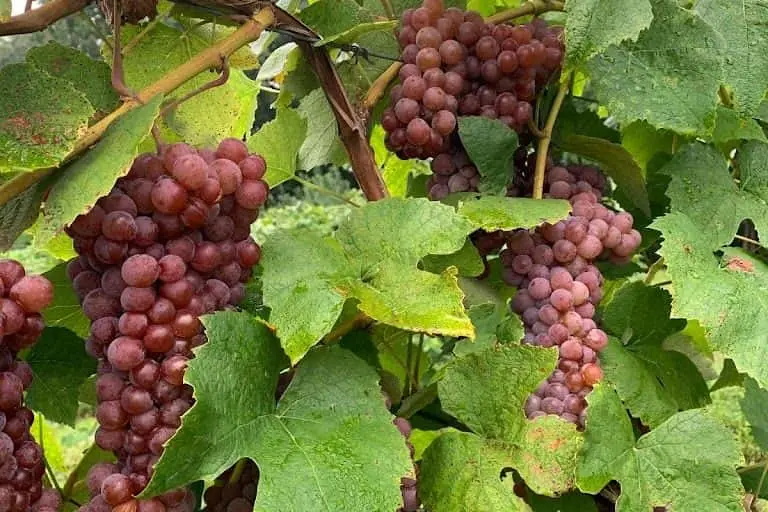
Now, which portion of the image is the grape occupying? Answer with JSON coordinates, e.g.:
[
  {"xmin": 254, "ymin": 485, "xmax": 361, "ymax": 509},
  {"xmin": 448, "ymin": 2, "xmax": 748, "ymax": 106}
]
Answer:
[
  {"xmin": 527, "ymin": 278, "xmax": 551, "ymax": 300},
  {"xmin": 211, "ymin": 159, "xmax": 243, "ymax": 195},
  {"xmin": 151, "ymin": 178, "xmax": 188, "ymax": 215},
  {"xmin": 8, "ymin": 276, "xmax": 53, "ymax": 314},
  {"xmin": 215, "ymin": 138, "xmax": 249, "ymax": 164},
  {"xmin": 120, "ymin": 287, "xmax": 156, "ymax": 313},
  {"xmin": 234, "ymin": 181, "xmax": 268, "ymax": 210},
  {"xmin": 172, "ymin": 154, "xmax": 208, "ymax": 191},
  {"xmin": 163, "ymin": 143, "xmax": 195, "ymax": 170},
  {"xmin": 107, "ymin": 337, "xmax": 145, "ymax": 371},
  {"xmin": 122, "ymin": 255, "xmax": 160, "ymax": 288}
]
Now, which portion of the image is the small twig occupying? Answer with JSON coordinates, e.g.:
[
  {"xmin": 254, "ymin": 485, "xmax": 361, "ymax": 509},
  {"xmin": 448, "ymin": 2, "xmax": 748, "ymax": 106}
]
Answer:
[
  {"xmin": 24, "ymin": 0, "xmax": 34, "ymax": 13},
  {"xmin": 755, "ymin": 460, "xmax": 768, "ymax": 500},
  {"xmin": 735, "ymin": 234, "xmax": 764, "ymax": 249},
  {"xmin": 363, "ymin": 62, "xmax": 402, "ymax": 112},
  {"xmin": 650, "ymin": 280, "xmax": 672, "ymax": 288},
  {"xmin": 160, "ymin": 56, "xmax": 230, "ymax": 118},
  {"xmin": 486, "ymin": 0, "xmax": 566, "ymax": 24},
  {"xmin": 644, "ymin": 256, "xmax": 665, "ymax": 284},
  {"xmin": 37, "ymin": 417, "xmax": 64, "ymax": 500},
  {"xmin": 260, "ymin": 84, "xmax": 281, "ymax": 94},
  {"xmin": 379, "ymin": 0, "xmax": 395, "ymax": 19},
  {"xmin": 527, "ymin": 118, "xmax": 545, "ymax": 138},
  {"xmin": 292, "ymin": 176, "xmax": 361, "ymax": 208},
  {"xmin": 322, "ymin": 312, "xmax": 372, "ymax": 344},
  {"xmin": 0, "ymin": 0, "xmax": 90, "ymax": 36},
  {"xmin": 719, "ymin": 85, "xmax": 733, "ymax": 108},
  {"xmin": 412, "ymin": 333, "xmax": 424, "ymax": 394},
  {"xmin": 404, "ymin": 334, "xmax": 414, "ymax": 397},
  {"xmin": 533, "ymin": 76, "xmax": 570, "ymax": 199},
  {"xmin": 229, "ymin": 459, "xmax": 248, "ymax": 485}
]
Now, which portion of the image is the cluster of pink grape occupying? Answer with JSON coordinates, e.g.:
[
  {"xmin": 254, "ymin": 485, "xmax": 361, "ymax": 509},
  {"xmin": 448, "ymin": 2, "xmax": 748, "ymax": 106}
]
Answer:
[
  {"xmin": 382, "ymin": 0, "xmax": 563, "ymax": 198},
  {"xmin": 0, "ymin": 260, "xmax": 60, "ymax": 511},
  {"xmin": 500, "ymin": 164, "xmax": 641, "ymax": 427},
  {"xmin": 65, "ymin": 138, "xmax": 268, "ymax": 511}
]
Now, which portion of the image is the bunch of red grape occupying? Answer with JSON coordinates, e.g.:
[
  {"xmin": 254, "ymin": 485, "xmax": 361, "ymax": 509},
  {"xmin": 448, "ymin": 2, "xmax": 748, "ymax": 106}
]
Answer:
[
  {"xmin": 66, "ymin": 138, "xmax": 268, "ymax": 511},
  {"xmin": 383, "ymin": 0, "xmax": 563, "ymax": 198},
  {"xmin": 202, "ymin": 460, "xmax": 258, "ymax": 512},
  {"xmin": 0, "ymin": 260, "xmax": 61, "ymax": 511},
  {"xmin": 499, "ymin": 164, "xmax": 641, "ymax": 427}
]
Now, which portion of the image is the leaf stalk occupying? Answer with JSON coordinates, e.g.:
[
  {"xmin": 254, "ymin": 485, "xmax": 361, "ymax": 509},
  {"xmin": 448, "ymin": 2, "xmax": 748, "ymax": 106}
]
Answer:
[{"xmin": 533, "ymin": 76, "xmax": 569, "ymax": 199}]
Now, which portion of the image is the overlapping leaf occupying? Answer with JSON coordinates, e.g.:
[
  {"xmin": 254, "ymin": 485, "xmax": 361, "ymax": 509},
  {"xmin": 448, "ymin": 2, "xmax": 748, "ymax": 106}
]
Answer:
[
  {"xmin": 577, "ymin": 384, "xmax": 743, "ymax": 512},
  {"xmin": 36, "ymin": 96, "xmax": 162, "ymax": 245},
  {"xmin": 0, "ymin": 63, "xmax": 93, "ymax": 171},
  {"xmin": 0, "ymin": 178, "xmax": 47, "ymax": 251},
  {"xmin": 741, "ymin": 377, "xmax": 768, "ymax": 451},
  {"xmin": 262, "ymin": 198, "xmax": 475, "ymax": 362},
  {"xmin": 144, "ymin": 311, "xmax": 413, "ymax": 512},
  {"xmin": 114, "ymin": 23, "xmax": 259, "ymax": 146},
  {"xmin": 247, "ymin": 107, "xmax": 307, "ymax": 186},
  {"xmin": 421, "ymin": 344, "xmax": 583, "ymax": 510},
  {"xmin": 564, "ymin": 0, "xmax": 653, "ymax": 70},
  {"xmin": 454, "ymin": 195, "xmax": 571, "ymax": 232},
  {"xmin": 458, "ymin": 117, "xmax": 519, "ymax": 195},
  {"xmin": 41, "ymin": 261, "xmax": 89, "ymax": 337},
  {"xmin": 297, "ymin": 89, "xmax": 347, "ymax": 170},
  {"xmin": 587, "ymin": 0, "xmax": 723, "ymax": 136},
  {"xmin": 598, "ymin": 282, "xmax": 709, "ymax": 427},
  {"xmin": 695, "ymin": 0, "xmax": 768, "ymax": 116},
  {"xmin": 25, "ymin": 327, "xmax": 96, "ymax": 426}
]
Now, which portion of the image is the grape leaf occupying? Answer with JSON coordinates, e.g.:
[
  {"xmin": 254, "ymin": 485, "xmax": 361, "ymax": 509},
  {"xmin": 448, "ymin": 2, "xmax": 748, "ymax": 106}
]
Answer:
[
  {"xmin": 420, "ymin": 432, "xmax": 529, "ymax": 512},
  {"xmin": 0, "ymin": 63, "xmax": 94, "ymax": 172},
  {"xmin": 36, "ymin": 96, "xmax": 162, "ymax": 245},
  {"xmin": 695, "ymin": 0, "xmax": 768, "ymax": 117},
  {"xmin": 41, "ymin": 261, "xmax": 89, "ymax": 338},
  {"xmin": 458, "ymin": 117, "xmax": 519, "ymax": 195},
  {"xmin": 114, "ymin": 23, "xmax": 259, "ymax": 146},
  {"xmin": 740, "ymin": 140, "xmax": 768, "ymax": 196},
  {"xmin": 742, "ymin": 377, "xmax": 768, "ymax": 451},
  {"xmin": 432, "ymin": 344, "xmax": 582, "ymax": 496},
  {"xmin": 586, "ymin": 0, "xmax": 723, "ymax": 136},
  {"xmin": 577, "ymin": 384, "xmax": 743, "ymax": 512},
  {"xmin": 710, "ymin": 359, "xmax": 745, "ymax": 392},
  {"xmin": 24, "ymin": 327, "xmax": 95, "ymax": 426},
  {"xmin": 256, "ymin": 43, "xmax": 298, "ymax": 81},
  {"xmin": 553, "ymin": 134, "xmax": 650, "ymax": 215},
  {"xmin": 300, "ymin": 0, "xmax": 375, "ymax": 37},
  {"xmin": 262, "ymin": 198, "xmax": 475, "ymax": 362},
  {"xmin": 620, "ymin": 121, "xmax": 674, "ymax": 174},
  {"xmin": 453, "ymin": 302, "xmax": 505, "ymax": 357},
  {"xmin": 711, "ymin": 106, "xmax": 767, "ymax": 148},
  {"xmin": 247, "ymin": 107, "xmax": 307, "ymax": 187},
  {"xmin": 600, "ymin": 336, "xmax": 710, "ymax": 429},
  {"xmin": 0, "ymin": 178, "xmax": 47, "ymax": 251},
  {"xmin": 658, "ymin": 142, "xmax": 768, "ymax": 249},
  {"xmin": 527, "ymin": 491, "xmax": 598, "ymax": 512},
  {"xmin": 144, "ymin": 311, "xmax": 413, "ymax": 512},
  {"xmin": 454, "ymin": 195, "xmax": 571, "ymax": 232},
  {"xmin": 297, "ymin": 89, "xmax": 347, "ymax": 170},
  {"xmin": 26, "ymin": 42, "xmax": 119, "ymax": 120},
  {"xmin": 564, "ymin": 0, "xmax": 653, "ymax": 70},
  {"xmin": 654, "ymin": 208, "xmax": 768, "ymax": 387},
  {"xmin": 318, "ymin": 20, "xmax": 399, "ymax": 47}
]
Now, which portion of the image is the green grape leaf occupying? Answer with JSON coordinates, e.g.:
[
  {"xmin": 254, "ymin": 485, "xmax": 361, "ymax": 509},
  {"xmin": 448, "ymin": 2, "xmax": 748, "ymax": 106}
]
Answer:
[
  {"xmin": 262, "ymin": 198, "xmax": 475, "ymax": 362},
  {"xmin": 256, "ymin": 42, "xmax": 298, "ymax": 81},
  {"xmin": 420, "ymin": 432, "xmax": 529, "ymax": 512},
  {"xmin": 454, "ymin": 195, "xmax": 571, "ymax": 232},
  {"xmin": 658, "ymin": 142, "xmax": 768, "ymax": 249},
  {"xmin": 300, "ymin": 0, "xmax": 374, "ymax": 37},
  {"xmin": 741, "ymin": 140, "xmax": 768, "ymax": 196},
  {"xmin": 317, "ymin": 20, "xmax": 398, "ymax": 47},
  {"xmin": 655, "ymin": 207, "xmax": 768, "ymax": 386},
  {"xmin": 36, "ymin": 96, "xmax": 162, "ymax": 245},
  {"xmin": 458, "ymin": 117, "xmax": 519, "ymax": 195},
  {"xmin": 710, "ymin": 359, "xmax": 745, "ymax": 392},
  {"xmin": 577, "ymin": 384, "xmax": 743, "ymax": 512},
  {"xmin": 337, "ymin": 29, "xmax": 400, "ymax": 105},
  {"xmin": 115, "ymin": 23, "xmax": 258, "ymax": 146},
  {"xmin": 24, "ymin": 327, "xmax": 95, "ymax": 426},
  {"xmin": 712, "ymin": 106, "xmax": 767, "ymax": 147},
  {"xmin": 0, "ymin": 179, "xmax": 47, "ymax": 251},
  {"xmin": 586, "ymin": 0, "xmax": 723, "ymax": 136},
  {"xmin": 564, "ymin": 0, "xmax": 653, "ymax": 70},
  {"xmin": 0, "ymin": 63, "xmax": 93, "ymax": 172},
  {"xmin": 742, "ymin": 377, "xmax": 768, "ymax": 451},
  {"xmin": 297, "ymin": 89, "xmax": 347, "ymax": 170},
  {"xmin": 371, "ymin": 125, "xmax": 431, "ymax": 198},
  {"xmin": 620, "ymin": 121, "xmax": 675, "ymax": 174},
  {"xmin": 434, "ymin": 344, "xmax": 581, "ymax": 495},
  {"xmin": 144, "ymin": 311, "xmax": 413, "ymax": 512},
  {"xmin": 26, "ymin": 42, "xmax": 119, "ymax": 120},
  {"xmin": 554, "ymin": 134, "xmax": 650, "ymax": 215},
  {"xmin": 247, "ymin": 107, "xmax": 307, "ymax": 187},
  {"xmin": 41, "ymin": 261, "xmax": 89, "ymax": 337},
  {"xmin": 695, "ymin": 0, "xmax": 768, "ymax": 116},
  {"xmin": 554, "ymin": 99, "xmax": 620, "ymax": 144},
  {"xmin": 453, "ymin": 302, "xmax": 505, "ymax": 357},
  {"xmin": 421, "ymin": 238, "xmax": 484, "ymax": 278}
]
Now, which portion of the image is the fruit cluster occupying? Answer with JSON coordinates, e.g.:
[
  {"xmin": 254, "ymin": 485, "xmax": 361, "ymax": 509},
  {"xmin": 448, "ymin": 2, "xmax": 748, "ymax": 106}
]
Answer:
[
  {"xmin": 202, "ymin": 460, "xmax": 258, "ymax": 512},
  {"xmin": 0, "ymin": 260, "xmax": 60, "ymax": 511},
  {"xmin": 66, "ymin": 138, "xmax": 268, "ymax": 511},
  {"xmin": 501, "ymin": 164, "xmax": 641, "ymax": 427}
]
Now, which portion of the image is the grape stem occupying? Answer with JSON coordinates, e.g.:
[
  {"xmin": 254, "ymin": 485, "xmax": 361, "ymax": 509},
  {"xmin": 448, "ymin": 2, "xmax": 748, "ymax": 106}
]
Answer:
[
  {"xmin": 0, "ymin": 0, "xmax": 90, "ymax": 36},
  {"xmin": 0, "ymin": 8, "xmax": 275, "ymax": 208},
  {"xmin": 362, "ymin": 0, "xmax": 566, "ymax": 113},
  {"xmin": 486, "ymin": 0, "xmax": 565, "ymax": 24},
  {"xmin": 229, "ymin": 458, "xmax": 248, "ymax": 485},
  {"xmin": 379, "ymin": 0, "xmax": 395, "ymax": 19},
  {"xmin": 159, "ymin": 55, "xmax": 231, "ymax": 118},
  {"xmin": 533, "ymin": 76, "xmax": 570, "ymax": 199},
  {"xmin": 322, "ymin": 311, "xmax": 372, "ymax": 344}
]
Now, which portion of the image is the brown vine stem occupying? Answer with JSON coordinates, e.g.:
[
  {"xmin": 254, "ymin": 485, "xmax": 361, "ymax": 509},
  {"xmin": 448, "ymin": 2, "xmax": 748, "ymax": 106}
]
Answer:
[
  {"xmin": 0, "ymin": 0, "xmax": 90, "ymax": 35},
  {"xmin": 0, "ymin": 8, "xmax": 275, "ymax": 208},
  {"xmin": 486, "ymin": 0, "xmax": 565, "ymax": 24},
  {"xmin": 533, "ymin": 76, "xmax": 569, "ymax": 199},
  {"xmin": 361, "ymin": 0, "xmax": 566, "ymax": 114}
]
